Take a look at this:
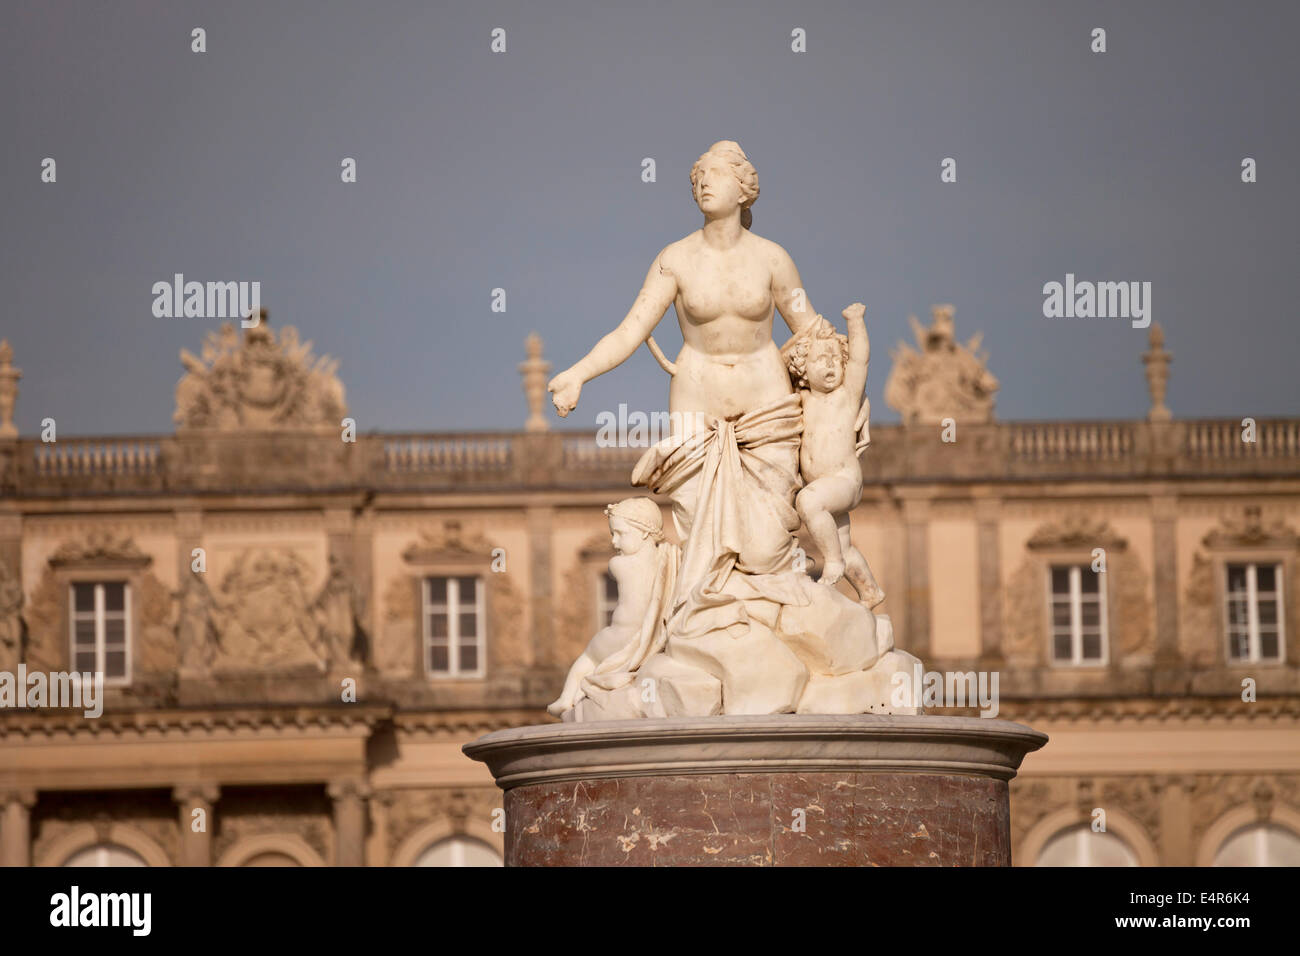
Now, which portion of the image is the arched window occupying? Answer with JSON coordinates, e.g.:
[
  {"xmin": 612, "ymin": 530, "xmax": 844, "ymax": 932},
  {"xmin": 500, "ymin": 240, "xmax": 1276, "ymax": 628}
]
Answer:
[
  {"xmin": 242, "ymin": 852, "xmax": 302, "ymax": 867},
  {"xmin": 1213, "ymin": 824, "xmax": 1300, "ymax": 867},
  {"xmin": 1035, "ymin": 825, "xmax": 1138, "ymax": 867},
  {"xmin": 63, "ymin": 844, "xmax": 147, "ymax": 867},
  {"xmin": 414, "ymin": 836, "xmax": 502, "ymax": 867}
]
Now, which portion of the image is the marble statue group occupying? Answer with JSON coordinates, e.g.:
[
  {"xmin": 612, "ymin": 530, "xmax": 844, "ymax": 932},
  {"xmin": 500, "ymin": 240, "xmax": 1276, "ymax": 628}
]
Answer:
[{"xmin": 546, "ymin": 141, "xmax": 922, "ymax": 721}]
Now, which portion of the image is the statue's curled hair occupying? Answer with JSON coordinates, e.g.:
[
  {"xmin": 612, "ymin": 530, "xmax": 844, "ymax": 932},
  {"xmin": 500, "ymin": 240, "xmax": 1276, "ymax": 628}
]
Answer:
[
  {"xmin": 782, "ymin": 316, "xmax": 849, "ymax": 389},
  {"xmin": 690, "ymin": 141, "xmax": 759, "ymax": 230},
  {"xmin": 603, "ymin": 497, "xmax": 665, "ymax": 541}
]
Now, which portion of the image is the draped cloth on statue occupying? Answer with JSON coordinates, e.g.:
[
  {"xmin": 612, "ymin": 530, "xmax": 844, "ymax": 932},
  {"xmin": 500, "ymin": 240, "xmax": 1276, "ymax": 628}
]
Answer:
[
  {"xmin": 631, "ymin": 392, "xmax": 811, "ymax": 644},
  {"xmin": 569, "ymin": 390, "xmax": 910, "ymax": 721},
  {"xmin": 580, "ymin": 540, "xmax": 681, "ymax": 695}
]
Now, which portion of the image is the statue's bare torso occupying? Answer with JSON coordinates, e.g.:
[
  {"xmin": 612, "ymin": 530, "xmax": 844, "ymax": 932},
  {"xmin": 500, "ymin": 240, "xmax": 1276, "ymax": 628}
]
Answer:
[{"xmin": 660, "ymin": 230, "xmax": 796, "ymax": 423}]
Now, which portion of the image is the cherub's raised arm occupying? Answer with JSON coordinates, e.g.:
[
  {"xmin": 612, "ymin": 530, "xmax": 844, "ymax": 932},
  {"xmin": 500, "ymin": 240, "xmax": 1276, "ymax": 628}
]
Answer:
[
  {"xmin": 842, "ymin": 302, "xmax": 869, "ymax": 399},
  {"xmin": 549, "ymin": 249, "xmax": 678, "ymax": 416},
  {"xmin": 771, "ymin": 245, "xmax": 818, "ymax": 335}
]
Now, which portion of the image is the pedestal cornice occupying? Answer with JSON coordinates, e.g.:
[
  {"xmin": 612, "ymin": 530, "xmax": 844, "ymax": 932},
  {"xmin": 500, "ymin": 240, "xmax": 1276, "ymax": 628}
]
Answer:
[{"xmin": 464, "ymin": 714, "xmax": 1047, "ymax": 789}]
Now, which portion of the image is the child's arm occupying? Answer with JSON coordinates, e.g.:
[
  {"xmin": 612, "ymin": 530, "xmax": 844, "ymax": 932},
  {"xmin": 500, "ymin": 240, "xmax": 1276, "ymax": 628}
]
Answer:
[
  {"xmin": 842, "ymin": 303, "xmax": 869, "ymax": 401},
  {"xmin": 855, "ymin": 395, "xmax": 871, "ymax": 454}
]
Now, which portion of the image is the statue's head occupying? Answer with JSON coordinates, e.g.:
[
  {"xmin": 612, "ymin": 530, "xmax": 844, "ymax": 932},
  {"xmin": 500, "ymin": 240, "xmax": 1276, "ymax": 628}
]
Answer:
[
  {"xmin": 783, "ymin": 316, "xmax": 849, "ymax": 392},
  {"xmin": 690, "ymin": 141, "xmax": 759, "ymax": 229},
  {"xmin": 604, "ymin": 497, "xmax": 664, "ymax": 554}
]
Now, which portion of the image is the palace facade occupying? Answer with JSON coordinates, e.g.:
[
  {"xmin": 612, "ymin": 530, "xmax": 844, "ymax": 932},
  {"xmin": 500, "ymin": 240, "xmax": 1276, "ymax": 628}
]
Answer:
[{"xmin": 0, "ymin": 309, "xmax": 1297, "ymax": 867}]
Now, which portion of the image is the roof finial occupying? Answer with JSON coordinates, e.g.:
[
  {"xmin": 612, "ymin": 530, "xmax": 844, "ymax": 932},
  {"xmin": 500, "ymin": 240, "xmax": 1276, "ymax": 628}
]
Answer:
[
  {"xmin": 1142, "ymin": 323, "xmax": 1172, "ymax": 422},
  {"xmin": 519, "ymin": 334, "xmax": 552, "ymax": 432},
  {"xmin": 0, "ymin": 341, "xmax": 21, "ymax": 438}
]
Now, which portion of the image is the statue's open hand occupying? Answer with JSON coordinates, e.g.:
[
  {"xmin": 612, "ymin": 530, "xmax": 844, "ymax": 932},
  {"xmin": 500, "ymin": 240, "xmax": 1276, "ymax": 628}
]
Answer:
[
  {"xmin": 548, "ymin": 371, "xmax": 582, "ymax": 418},
  {"xmin": 842, "ymin": 302, "xmax": 866, "ymax": 322},
  {"xmin": 855, "ymin": 394, "xmax": 872, "ymax": 454}
]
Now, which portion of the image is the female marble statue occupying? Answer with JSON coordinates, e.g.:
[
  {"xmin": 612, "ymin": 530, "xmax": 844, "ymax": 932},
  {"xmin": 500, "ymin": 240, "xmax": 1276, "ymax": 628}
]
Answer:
[
  {"xmin": 547, "ymin": 141, "xmax": 898, "ymax": 718},
  {"xmin": 548, "ymin": 142, "xmax": 821, "ymax": 594}
]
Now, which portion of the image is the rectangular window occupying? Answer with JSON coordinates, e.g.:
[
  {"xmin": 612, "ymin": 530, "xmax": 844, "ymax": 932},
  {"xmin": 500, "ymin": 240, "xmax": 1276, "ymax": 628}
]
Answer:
[
  {"xmin": 597, "ymin": 571, "xmax": 619, "ymax": 628},
  {"xmin": 423, "ymin": 575, "xmax": 485, "ymax": 677},
  {"xmin": 1049, "ymin": 565, "xmax": 1107, "ymax": 665},
  {"xmin": 68, "ymin": 582, "xmax": 130, "ymax": 684},
  {"xmin": 1225, "ymin": 563, "xmax": 1285, "ymax": 663}
]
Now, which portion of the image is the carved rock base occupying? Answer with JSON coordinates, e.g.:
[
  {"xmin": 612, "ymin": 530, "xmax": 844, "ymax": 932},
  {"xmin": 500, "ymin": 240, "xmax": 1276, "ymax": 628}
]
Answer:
[
  {"xmin": 464, "ymin": 715, "xmax": 1048, "ymax": 866},
  {"xmin": 569, "ymin": 615, "xmax": 923, "ymax": 720}
]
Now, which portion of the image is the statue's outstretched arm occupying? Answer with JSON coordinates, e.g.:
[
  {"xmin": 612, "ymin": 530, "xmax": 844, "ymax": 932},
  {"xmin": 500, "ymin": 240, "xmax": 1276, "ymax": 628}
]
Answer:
[{"xmin": 549, "ymin": 249, "xmax": 677, "ymax": 416}]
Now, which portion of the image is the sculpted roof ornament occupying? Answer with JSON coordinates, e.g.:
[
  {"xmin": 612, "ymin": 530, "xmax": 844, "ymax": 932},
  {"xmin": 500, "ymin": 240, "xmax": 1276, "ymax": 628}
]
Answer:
[
  {"xmin": 0, "ymin": 339, "xmax": 20, "ymax": 438},
  {"xmin": 884, "ymin": 305, "xmax": 999, "ymax": 426},
  {"xmin": 1142, "ymin": 322, "xmax": 1173, "ymax": 422},
  {"xmin": 519, "ymin": 334, "xmax": 552, "ymax": 433},
  {"xmin": 173, "ymin": 308, "xmax": 347, "ymax": 431}
]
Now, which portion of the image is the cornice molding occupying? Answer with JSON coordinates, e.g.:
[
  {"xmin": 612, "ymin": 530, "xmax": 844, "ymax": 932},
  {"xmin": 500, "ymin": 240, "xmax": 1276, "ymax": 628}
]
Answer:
[
  {"xmin": 995, "ymin": 696, "xmax": 1300, "ymax": 724},
  {"xmin": 0, "ymin": 704, "xmax": 390, "ymax": 740}
]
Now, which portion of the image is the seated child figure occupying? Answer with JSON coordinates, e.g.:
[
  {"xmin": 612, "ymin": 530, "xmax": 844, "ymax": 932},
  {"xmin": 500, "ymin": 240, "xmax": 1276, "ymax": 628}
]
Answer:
[
  {"xmin": 784, "ymin": 304, "xmax": 886, "ymax": 608},
  {"xmin": 547, "ymin": 497, "xmax": 665, "ymax": 717}
]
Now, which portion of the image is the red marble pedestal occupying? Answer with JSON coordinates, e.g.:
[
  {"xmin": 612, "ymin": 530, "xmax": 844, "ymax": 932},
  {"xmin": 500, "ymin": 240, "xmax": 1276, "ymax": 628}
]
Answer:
[{"xmin": 463, "ymin": 715, "xmax": 1047, "ymax": 866}]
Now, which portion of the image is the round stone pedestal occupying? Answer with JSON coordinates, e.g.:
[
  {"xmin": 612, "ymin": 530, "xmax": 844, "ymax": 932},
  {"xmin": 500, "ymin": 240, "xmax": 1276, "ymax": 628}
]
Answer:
[{"xmin": 464, "ymin": 715, "xmax": 1047, "ymax": 866}]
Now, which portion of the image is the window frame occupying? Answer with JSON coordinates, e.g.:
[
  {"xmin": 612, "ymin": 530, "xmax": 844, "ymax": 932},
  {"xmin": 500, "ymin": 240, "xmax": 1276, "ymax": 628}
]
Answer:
[
  {"xmin": 421, "ymin": 573, "xmax": 486, "ymax": 679},
  {"xmin": 1222, "ymin": 560, "xmax": 1286, "ymax": 665},
  {"xmin": 1045, "ymin": 563, "xmax": 1109, "ymax": 667},
  {"xmin": 66, "ymin": 579, "xmax": 132, "ymax": 687}
]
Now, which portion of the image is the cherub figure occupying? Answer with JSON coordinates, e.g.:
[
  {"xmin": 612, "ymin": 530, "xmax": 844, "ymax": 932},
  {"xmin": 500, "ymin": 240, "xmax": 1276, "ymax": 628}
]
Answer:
[
  {"xmin": 547, "ymin": 497, "xmax": 669, "ymax": 718},
  {"xmin": 783, "ymin": 303, "xmax": 885, "ymax": 607}
]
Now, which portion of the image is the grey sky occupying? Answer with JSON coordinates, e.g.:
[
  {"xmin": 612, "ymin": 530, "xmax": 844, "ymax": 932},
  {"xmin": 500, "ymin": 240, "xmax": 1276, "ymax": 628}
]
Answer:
[{"xmin": 2, "ymin": 0, "xmax": 1297, "ymax": 437}]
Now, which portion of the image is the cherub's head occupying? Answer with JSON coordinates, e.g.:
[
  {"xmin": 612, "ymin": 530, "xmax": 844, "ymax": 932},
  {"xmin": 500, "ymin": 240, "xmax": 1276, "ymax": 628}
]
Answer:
[
  {"xmin": 784, "ymin": 316, "xmax": 849, "ymax": 392},
  {"xmin": 603, "ymin": 497, "xmax": 664, "ymax": 555}
]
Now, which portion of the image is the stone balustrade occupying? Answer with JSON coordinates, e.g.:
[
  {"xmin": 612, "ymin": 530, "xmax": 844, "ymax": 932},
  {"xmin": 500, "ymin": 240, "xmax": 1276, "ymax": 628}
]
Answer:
[
  {"xmin": 31, "ymin": 439, "xmax": 163, "ymax": 477},
  {"xmin": 3, "ymin": 417, "xmax": 1298, "ymax": 497},
  {"xmin": 1007, "ymin": 421, "xmax": 1136, "ymax": 463}
]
